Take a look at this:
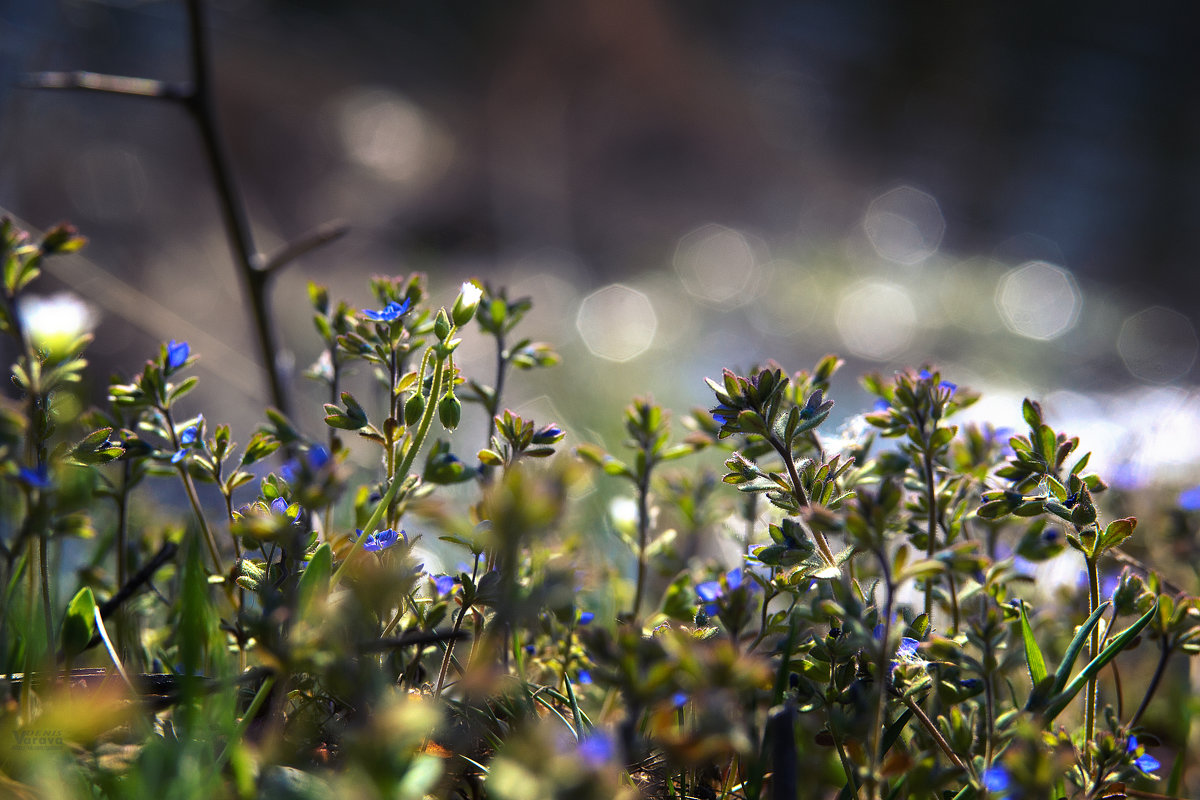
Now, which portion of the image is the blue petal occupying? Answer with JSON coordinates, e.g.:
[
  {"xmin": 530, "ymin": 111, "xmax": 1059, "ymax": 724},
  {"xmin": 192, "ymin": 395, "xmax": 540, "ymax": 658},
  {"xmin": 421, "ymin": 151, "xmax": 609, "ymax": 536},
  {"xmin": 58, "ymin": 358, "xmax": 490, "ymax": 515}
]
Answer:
[
  {"xmin": 166, "ymin": 340, "xmax": 190, "ymax": 370},
  {"xmin": 578, "ymin": 611, "xmax": 594, "ymax": 626},
  {"xmin": 696, "ymin": 580, "xmax": 722, "ymax": 603}
]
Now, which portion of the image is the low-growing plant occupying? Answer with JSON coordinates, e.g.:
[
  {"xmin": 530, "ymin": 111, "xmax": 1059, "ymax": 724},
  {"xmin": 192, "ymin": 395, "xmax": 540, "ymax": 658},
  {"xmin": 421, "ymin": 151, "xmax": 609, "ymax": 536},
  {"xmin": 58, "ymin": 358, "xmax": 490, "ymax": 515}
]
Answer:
[{"xmin": 2, "ymin": 215, "xmax": 1198, "ymax": 800}]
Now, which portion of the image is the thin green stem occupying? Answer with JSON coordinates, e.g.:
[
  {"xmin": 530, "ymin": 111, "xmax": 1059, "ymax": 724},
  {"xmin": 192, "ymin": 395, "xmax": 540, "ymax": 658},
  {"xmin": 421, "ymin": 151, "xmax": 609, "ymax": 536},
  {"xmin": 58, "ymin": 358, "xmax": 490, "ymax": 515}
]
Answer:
[
  {"xmin": 38, "ymin": 530, "xmax": 52, "ymax": 652},
  {"xmin": 923, "ymin": 451, "xmax": 938, "ymax": 623},
  {"xmin": 1129, "ymin": 636, "xmax": 1171, "ymax": 728},
  {"xmin": 630, "ymin": 469, "xmax": 651, "ymax": 621},
  {"xmin": 215, "ymin": 674, "xmax": 277, "ymax": 768},
  {"xmin": 332, "ymin": 346, "xmax": 449, "ymax": 589},
  {"xmin": 1084, "ymin": 554, "xmax": 1100, "ymax": 773}
]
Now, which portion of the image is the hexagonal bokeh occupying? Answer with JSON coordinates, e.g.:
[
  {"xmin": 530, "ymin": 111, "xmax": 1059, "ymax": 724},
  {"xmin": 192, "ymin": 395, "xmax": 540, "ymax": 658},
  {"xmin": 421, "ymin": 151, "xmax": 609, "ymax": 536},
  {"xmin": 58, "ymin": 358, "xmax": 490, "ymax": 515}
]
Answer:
[
  {"xmin": 672, "ymin": 224, "xmax": 761, "ymax": 306},
  {"xmin": 575, "ymin": 284, "xmax": 657, "ymax": 362},
  {"xmin": 1117, "ymin": 305, "xmax": 1198, "ymax": 384},
  {"xmin": 863, "ymin": 185, "xmax": 945, "ymax": 266},
  {"xmin": 835, "ymin": 281, "xmax": 916, "ymax": 361},
  {"xmin": 994, "ymin": 261, "xmax": 1080, "ymax": 340}
]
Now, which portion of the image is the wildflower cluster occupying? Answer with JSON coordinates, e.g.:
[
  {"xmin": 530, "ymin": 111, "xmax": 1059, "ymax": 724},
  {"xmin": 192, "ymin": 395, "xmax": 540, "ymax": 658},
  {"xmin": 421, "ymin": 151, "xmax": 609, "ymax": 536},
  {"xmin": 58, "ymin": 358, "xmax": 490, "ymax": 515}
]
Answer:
[{"xmin": 0, "ymin": 216, "xmax": 1195, "ymax": 800}]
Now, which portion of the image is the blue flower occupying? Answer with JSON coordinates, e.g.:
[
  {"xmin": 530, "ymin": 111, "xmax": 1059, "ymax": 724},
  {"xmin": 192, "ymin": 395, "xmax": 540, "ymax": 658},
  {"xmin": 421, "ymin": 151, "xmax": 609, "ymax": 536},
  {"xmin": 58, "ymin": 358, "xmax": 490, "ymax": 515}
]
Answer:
[
  {"xmin": 166, "ymin": 340, "xmax": 190, "ymax": 371},
  {"xmin": 359, "ymin": 528, "xmax": 403, "ymax": 552},
  {"xmin": 180, "ymin": 422, "xmax": 200, "ymax": 446},
  {"xmin": 982, "ymin": 765, "xmax": 1010, "ymax": 797},
  {"xmin": 281, "ymin": 445, "xmax": 331, "ymax": 484},
  {"xmin": 896, "ymin": 637, "xmax": 920, "ymax": 660},
  {"xmin": 270, "ymin": 496, "xmax": 302, "ymax": 524},
  {"xmin": 578, "ymin": 611, "xmax": 594, "ymax": 626},
  {"xmin": 671, "ymin": 691, "xmax": 688, "ymax": 708},
  {"xmin": 918, "ymin": 369, "xmax": 932, "ymax": 381},
  {"xmin": 524, "ymin": 643, "xmax": 536, "ymax": 654},
  {"xmin": 576, "ymin": 669, "xmax": 593, "ymax": 685},
  {"xmin": 872, "ymin": 398, "xmax": 890, "ymax": 412},
  {"xmin": 17, "ymin": 464, "xmax": 51, "ymax": 489},
  {"xmin": 576, "ymin": 731, "xmax": 613, "ymax": 766},
  {"xmin": 361, "ymin": 298, "xmax": 412, "ymax": 322},
  {"xmin": 938, "ymin": 380, "xmax": 957, "ymax": 396},
  {"xmin": 1179, "ymin": 486, "xmax": 1200, "ymax": 511},
  {"xmin": 433, "ymin": 574, "xmax": 456, "ymax": 595},
  {"xmin": 696, "ymin": 580, "xmax": 722, "ymax": 615},
  {"xmin": 1128, "ymin": 736, "xmax": 1160, "ymax": 773}
]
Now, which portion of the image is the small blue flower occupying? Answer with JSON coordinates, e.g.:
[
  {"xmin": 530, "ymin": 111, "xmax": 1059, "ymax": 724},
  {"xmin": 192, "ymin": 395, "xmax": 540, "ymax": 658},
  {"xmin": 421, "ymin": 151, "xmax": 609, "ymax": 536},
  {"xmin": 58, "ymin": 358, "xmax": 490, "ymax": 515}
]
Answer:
[
  {"xmin": 166, "ymin": 340, "xmax": 190, "ymax": 371},
  {"xmin": 361, "ymin": 298, "xmax": 412, "ymax": 322},
  {"xmin": 524, "ymin": 643, "xmax": 536, "ymax": 654},
  {"xmin": 918, "ymin": 369, "xmax": 932, "ymax": 381},
  {"xmin": 1128, "ymin": 736, "xmax": 1160, "ymax": 773},
  {"xmin": 179, "ymin": 422, "xmax": 200, "ymax": 446},
  {"xmin": 671, "ymin": 691, "xmax": 688, "ymax": 708},
  {"xmin": 696, "ymin": 580, "xmax": 721, "ymax": 615},
  {"xmin": 578, "ymin": 611, "xmax": 594, "ymax": 626},
  {"xmin": 17, "ymin": 464, "xmax": 51, "ymax": 489},
  {"xmin": 982, "ymin": 764, "xmax": 1011, "ymax": 797},
  {"xmin": 872, "ymin": 398, "xmax": 890, "ymax": 412},
  {"xmin": 938, "ymin": 380, "xmax": 957, "ymax": 396},
  {"xmin": 726, "ymin": 567, "xmax": 743, "ymax": 591},
  {"xmin": 713, "ymin": 411, "xmax": 730, "ymax": 425},
  {"xmin": 360, "ymin": 528, "xmax": 402, "ymax": 552},
  {"xmin": 1179, "ymin": 486, "xmax": 1200, "ymax": 511},
  {"xmin": 576, "ymin": 731, "xmax": 613, "ymax": 766},
  {"xmin": 896, "ymin": 637, "xmax": 920, "ymax": 660},
  {"xmin": 576, "ymin": 669, "xmax": 593, "ymax": 685},
  {"xmin": 270, "ymin": 496, "xmax": 302, "ymax": 524},
  {"xmin": 433, "ymin": 574, "xmax": 456, "ymax": 595}
]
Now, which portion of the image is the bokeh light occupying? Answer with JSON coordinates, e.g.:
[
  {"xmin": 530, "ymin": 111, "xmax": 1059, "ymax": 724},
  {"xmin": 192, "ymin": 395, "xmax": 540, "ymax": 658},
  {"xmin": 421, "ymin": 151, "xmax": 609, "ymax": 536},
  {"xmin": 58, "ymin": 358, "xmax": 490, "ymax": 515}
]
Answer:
[
  {"xmin": 335, "ymin": 87, "xmax": 453, "ymax": 187},
  {"xmin": 835, "ymin": 281, "xmax": 916, "ymax": 360},
  {"xmin": 575, "ymin": 284, "xmax": 657, "ymax": 362},
  {"xmin": 862, "ymin": 185, "xmax": 944, "ymax": 266},
  {"xmin": 672, "ymin": 224, "xmax": 762, "ymax": 306},
  {"xmin": 1117, "ymin": 305, "xmax": 1198, "ymax": 384},
  {"xmin": 994, "ymin": 261, "xmax": 1080, "ymax": 340}
]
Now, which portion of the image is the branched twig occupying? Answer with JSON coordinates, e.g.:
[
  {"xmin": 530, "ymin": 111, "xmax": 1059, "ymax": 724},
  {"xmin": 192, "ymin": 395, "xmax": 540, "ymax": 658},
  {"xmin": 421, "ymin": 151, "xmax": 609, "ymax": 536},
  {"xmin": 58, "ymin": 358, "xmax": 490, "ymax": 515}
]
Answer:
[{"xmin": 24, "ymin": 0, "xmax": 349, "ymax": 418}]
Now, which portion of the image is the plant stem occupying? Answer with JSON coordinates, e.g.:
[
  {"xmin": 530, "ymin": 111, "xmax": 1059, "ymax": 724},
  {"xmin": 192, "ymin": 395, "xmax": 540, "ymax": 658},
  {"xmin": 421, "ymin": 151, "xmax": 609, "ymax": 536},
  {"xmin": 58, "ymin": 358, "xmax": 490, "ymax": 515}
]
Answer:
[
  {"xmin": 1130, "ymin": 636, "xmax": 1171, "ymax": 728},
  {"xmin": 897, "ymin": 692, "xmax": 968, "ymax": 773},
  {"xmin": 1084, "ymin": 554, "xmax": 1100, "ymax": 773},
  {"xmin": 331, "ymin": 346, "xmax": 448, "ymax": 589},
  {"xmin": 630, "ymin": 469, "xmax": 651, "ymax": 620},
  {"xmin": 769, "ymin": 433, "xmax": 838, "ymax": 566},
  {"xmin": 434, "ymin": 599, "xmax": 472, "ymax": 696},
  {"xmin": 923, "ymin": 451, "xmax": 938, "ymax": 623},
  {"xmin": 38, "ymin": 530, "xmax": 52, "ymax": 652}
]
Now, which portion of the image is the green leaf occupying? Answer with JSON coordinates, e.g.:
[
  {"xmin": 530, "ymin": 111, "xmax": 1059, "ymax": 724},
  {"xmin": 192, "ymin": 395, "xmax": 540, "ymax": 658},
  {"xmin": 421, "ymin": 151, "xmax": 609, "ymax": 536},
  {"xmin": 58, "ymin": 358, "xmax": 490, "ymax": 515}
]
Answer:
[
  {"xmin": 1019, "ymin": 600, "xmax": 1048, "ymax": 688},
  {"xmin": 60, "ymin": 586, "xmax": 98, "ymax": 658},
  {"xmin": 1042, "ymin": 600, "xmax": 1158, "ymax": 722},
  {"xmin": 1098, "ymin": 517, "xmax": 1136, "ymax": 553},
  {"xmin": 1038, "ymin": 601, "xmax": 1111, "ymax": 708},
  {"xmin": 296, "ymin": 544, "xmax": 332, "ymax": 617}
]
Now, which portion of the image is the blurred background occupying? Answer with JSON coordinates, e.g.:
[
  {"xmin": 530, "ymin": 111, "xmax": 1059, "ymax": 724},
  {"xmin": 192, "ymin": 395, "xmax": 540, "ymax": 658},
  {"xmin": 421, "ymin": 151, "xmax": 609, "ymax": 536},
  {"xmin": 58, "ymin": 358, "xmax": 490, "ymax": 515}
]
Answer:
[{"xmin": 3, "ymin": 0, "xmax": 1200, "ymax": 491}]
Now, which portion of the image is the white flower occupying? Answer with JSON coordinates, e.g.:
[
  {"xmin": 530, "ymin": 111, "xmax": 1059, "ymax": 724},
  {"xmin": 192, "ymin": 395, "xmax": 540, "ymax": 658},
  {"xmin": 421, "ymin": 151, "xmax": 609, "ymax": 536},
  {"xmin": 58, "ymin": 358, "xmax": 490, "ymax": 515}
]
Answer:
[
  {"xmin": 18, "ymin": 292, "xmax": 97, "ymax": 350},
  {"xmin": 460, "ymin": 281, "xmax": 483, "ymax": 306}
]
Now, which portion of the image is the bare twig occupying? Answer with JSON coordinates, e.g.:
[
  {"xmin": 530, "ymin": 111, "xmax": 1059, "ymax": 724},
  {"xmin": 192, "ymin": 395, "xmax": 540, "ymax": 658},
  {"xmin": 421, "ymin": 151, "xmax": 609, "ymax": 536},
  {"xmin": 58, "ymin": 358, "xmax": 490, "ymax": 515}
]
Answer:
[{"xmin": 24, "ymin": 0, "xmax": 350, "ymax": 418}]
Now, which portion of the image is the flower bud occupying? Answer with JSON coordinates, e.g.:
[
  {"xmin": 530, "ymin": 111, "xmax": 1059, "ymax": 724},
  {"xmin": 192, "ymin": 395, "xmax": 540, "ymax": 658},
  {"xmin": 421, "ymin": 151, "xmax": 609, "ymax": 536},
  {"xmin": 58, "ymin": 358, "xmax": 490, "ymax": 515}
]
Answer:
[
  {"xmin": 434, "ymin": 308, "xmax": 452, "ymax": 340},
  {"xmin": 438, "ymin": 393, "xmax": 462, "ymax": 430},
  {"xmin": 451, "ymin": 281, "xmax": 483, "ymax": 326},
  {"xmin": 404, "ymin": 393, "xmax": 425, "ymax": 426}
]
